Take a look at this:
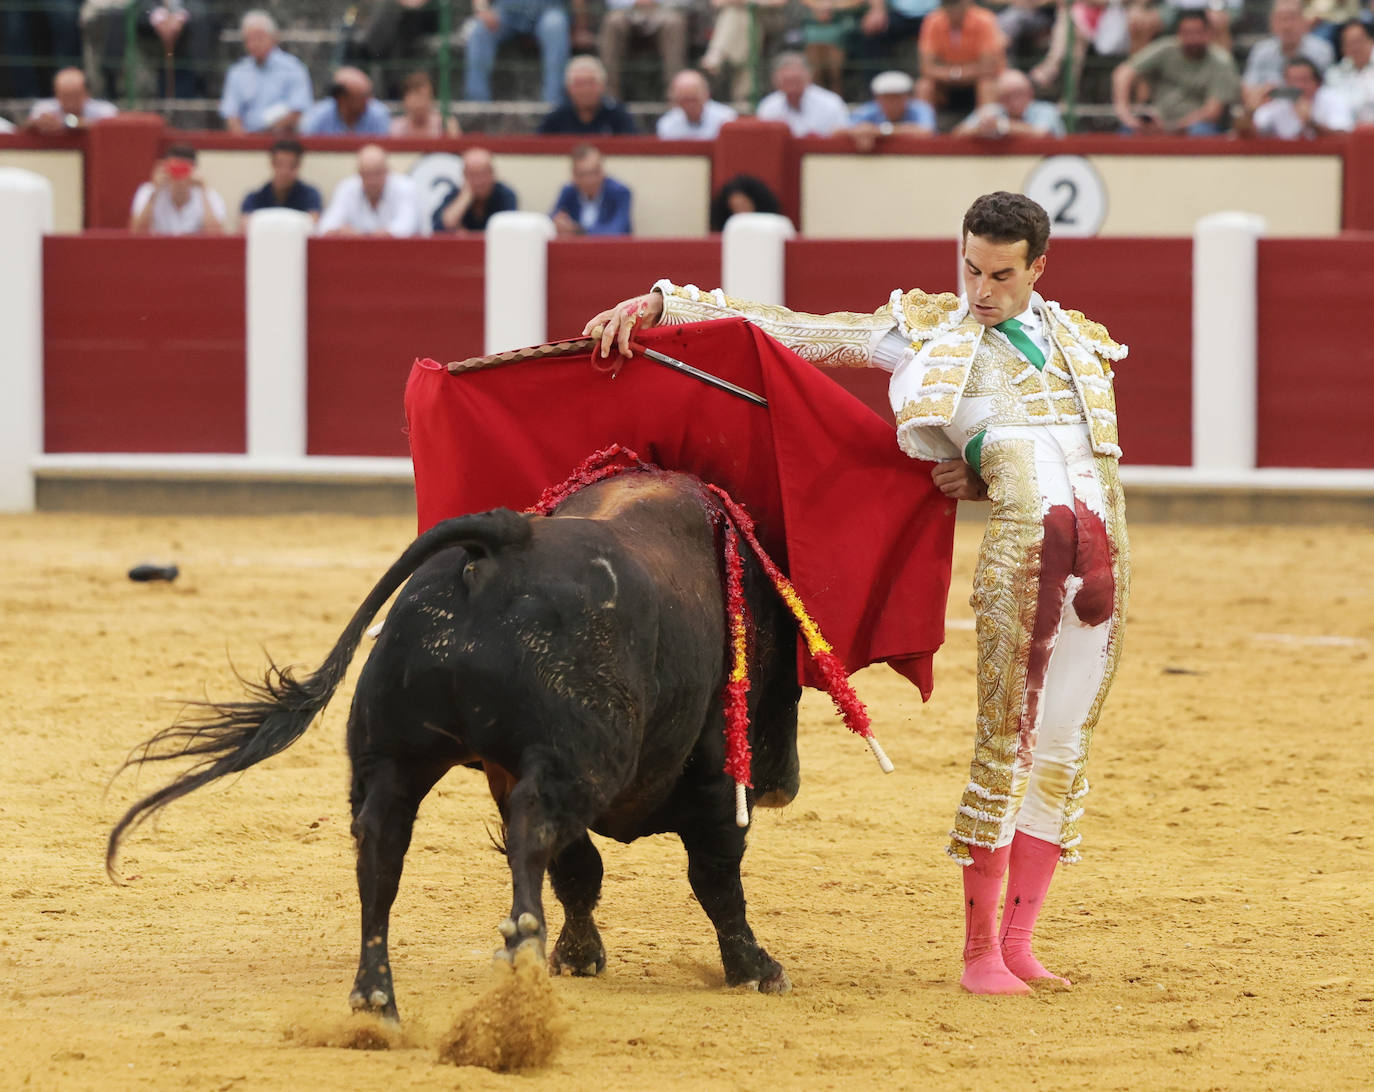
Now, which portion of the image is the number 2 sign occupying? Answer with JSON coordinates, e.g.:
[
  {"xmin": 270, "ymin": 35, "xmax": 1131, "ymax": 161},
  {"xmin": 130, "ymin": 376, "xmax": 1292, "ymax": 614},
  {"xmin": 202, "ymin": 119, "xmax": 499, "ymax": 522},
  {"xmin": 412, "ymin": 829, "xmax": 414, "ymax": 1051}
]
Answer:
[{"xmin": 1023, "ymin": 155, "xmax": 1108, "ymax": 237}]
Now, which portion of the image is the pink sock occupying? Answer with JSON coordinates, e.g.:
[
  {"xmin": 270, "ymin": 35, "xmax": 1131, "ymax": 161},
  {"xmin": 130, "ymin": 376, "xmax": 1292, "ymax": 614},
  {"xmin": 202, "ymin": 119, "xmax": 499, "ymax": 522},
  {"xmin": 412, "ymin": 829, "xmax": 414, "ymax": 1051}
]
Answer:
[
  {"xmin": 960, "ymin": 844, "xmax": 1031, "ymax": 995},
  {"xmin": 999, "ymin": 831, "xmax": 1071, "ymax": 986}
]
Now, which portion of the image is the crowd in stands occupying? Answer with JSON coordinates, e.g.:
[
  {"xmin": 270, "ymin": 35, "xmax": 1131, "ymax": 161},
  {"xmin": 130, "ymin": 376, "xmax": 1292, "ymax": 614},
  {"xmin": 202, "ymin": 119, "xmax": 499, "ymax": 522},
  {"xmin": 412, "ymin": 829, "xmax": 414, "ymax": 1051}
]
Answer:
[{"xmin": 4, "ymin": 0, "xmax": 1374, "ymax": 225}]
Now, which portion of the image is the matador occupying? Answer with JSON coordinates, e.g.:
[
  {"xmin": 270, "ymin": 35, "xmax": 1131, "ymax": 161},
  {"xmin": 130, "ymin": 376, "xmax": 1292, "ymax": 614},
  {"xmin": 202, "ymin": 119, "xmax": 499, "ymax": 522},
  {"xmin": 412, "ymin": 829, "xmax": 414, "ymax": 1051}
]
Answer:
[{"xmin": 584, "ymin": 191, "xmax": 1129, "ymax": 994}]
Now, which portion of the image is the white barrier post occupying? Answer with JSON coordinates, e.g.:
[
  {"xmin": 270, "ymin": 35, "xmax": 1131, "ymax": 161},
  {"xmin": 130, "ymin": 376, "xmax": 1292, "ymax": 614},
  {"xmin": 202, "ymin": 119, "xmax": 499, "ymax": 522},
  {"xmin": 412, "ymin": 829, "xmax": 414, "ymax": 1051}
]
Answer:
[
  {"xmin": 0, "ymin": 169, "xmax": 54, "ymax": 512},
  {"xmin": 485, "ymin": 211, "xmax": 556, "ymax": 353},
  {"xmin": 246, "ymin": 209, "xmax": 312, "ymax": 460},
  {"xmin": 1192, "ymin": 212, "xmax": 1265, "ymax": 472},
  {"xmin": 721, "ymin": 212, "xmax": 796, "ymax": 305}
]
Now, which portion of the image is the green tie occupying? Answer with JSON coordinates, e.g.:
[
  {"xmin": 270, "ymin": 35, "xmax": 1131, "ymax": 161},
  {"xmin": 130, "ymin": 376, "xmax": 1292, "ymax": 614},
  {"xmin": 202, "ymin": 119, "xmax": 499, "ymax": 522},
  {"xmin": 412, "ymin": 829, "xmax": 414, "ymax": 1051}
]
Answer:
[{"xmin": 996, "ymin": 317, "xmax": 1046, "ymax": 371}]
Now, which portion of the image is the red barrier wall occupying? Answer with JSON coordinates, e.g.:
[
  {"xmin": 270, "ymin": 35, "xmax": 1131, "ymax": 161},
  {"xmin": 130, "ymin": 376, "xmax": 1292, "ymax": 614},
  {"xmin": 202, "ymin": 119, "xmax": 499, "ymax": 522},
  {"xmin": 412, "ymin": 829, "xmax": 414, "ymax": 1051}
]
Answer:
[
  {"xmin": 1256, "ymin": 236, "xmax": 1374, "ymax": 468},
  {"xmin": 305, "ymin": 236, "xmax": 485, "ymax": 456},
  {"xmin": 545, "ymin": 238, "xmax": 722, "ymax": 341},
  {"xmin": 44, "ymin": 233, "xmax": 247, "ymax": 453},
  {"xmin": 1046, "ymin": 238, "xmax": 1192, "ymax": 467}
]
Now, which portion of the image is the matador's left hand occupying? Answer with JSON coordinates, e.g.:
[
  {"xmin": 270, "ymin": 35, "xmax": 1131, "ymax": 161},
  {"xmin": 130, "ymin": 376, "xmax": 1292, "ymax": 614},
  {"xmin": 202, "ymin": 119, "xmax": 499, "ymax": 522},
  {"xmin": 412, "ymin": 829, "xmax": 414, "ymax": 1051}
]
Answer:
[{"xmin": 932, "ymin": 459, "xmax": 988, "ymax": 501}]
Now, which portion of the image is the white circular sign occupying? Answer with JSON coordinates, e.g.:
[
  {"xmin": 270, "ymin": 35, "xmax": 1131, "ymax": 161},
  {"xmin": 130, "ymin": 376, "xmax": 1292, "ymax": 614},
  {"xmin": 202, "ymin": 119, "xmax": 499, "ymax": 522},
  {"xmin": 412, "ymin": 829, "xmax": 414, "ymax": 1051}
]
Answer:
[
  {"xmin": 1024, "ymin": 155, "xmax": 1107, "ymax": 237},
  {"xmin": 408, "ymin": 152, "xmax": 465, "ymax": 237}
]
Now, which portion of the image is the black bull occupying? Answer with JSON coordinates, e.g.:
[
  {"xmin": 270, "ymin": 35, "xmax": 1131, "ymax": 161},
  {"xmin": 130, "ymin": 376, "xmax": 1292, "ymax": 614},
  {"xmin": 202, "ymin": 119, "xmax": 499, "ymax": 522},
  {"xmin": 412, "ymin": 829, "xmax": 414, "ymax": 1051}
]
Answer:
[{"xmin": 107, "ymin": 470, "xmax": 805, "ymax": 1019}]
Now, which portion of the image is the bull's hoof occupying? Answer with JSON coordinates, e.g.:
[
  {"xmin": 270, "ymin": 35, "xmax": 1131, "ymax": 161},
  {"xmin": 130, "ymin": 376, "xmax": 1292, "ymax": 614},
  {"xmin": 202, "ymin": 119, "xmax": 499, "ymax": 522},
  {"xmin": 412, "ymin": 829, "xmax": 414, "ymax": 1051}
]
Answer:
[
  {"xmin": 517, "ymin": 912, "xmax": 540, "ymax": 936},
  {"xmin": 550, "ymin": 939, "xmax": 606, "ymax": 978},
  {"xmin": 759, "ymin": 966, "xmax": 792, "ymax": 995},
  {"xmin": 348, "ymin": 987, "xmax": 399, "ymax": 1023},
  {"xmin": 755, "ymin": 787, "xmax": 797, "ymax": 808}
]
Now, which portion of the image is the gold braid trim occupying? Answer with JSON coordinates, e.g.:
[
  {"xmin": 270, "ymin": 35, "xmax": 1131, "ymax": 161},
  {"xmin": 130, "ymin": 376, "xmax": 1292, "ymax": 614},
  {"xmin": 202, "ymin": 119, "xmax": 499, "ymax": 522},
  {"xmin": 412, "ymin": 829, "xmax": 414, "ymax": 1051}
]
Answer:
[{"xmin": 652, "ymin": 280, "xmax": 894, "ymax": 369}]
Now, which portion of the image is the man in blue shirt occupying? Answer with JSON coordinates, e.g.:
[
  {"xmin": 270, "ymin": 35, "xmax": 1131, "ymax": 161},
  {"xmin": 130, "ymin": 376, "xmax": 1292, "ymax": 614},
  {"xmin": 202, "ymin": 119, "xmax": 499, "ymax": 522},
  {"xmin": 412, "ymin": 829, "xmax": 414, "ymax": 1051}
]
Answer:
[
  {"xmin": 538, "ymin": 56, "xmax": 638, "ymax": 134},
  {"xmin": 550, "ymin": 144, "xmax": 633, "ymax": 235},
  {"xmin": 219, "ymin": 10, "xmax": 314, "ymax": 134},
  {"xmin": 240, "ymin": 139, "xmax": 324, "ymax": 224},
  {"xmin": 300, "ymin": 67, "xmax": 392, "ymax": 136},
  {"xmin": 848, "ymin": 69, "xmax": 937, "ymax": 150}
]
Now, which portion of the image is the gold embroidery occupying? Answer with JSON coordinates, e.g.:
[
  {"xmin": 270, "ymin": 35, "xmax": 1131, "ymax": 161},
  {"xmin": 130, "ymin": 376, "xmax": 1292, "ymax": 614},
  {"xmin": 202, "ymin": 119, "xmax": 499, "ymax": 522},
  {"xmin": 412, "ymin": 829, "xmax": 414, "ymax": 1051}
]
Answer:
[
  {"xmin": 899, "ymin": 289, "xmax": 961, "ymax": 334},
  {"xmin": 931, "ymin": 343, "xmax": 975, "ymax": 360},
  {"xmin": 1062, "ymin": 308, "xmax": 1123, "ymax": 356},
  {"xmin": 923, "ymin": 366, "xmax": 966, "ymax": 386},
  {"xmin": 658, "ymin": 283, "xmax": 894, "ymax": 369},
  {"xmin": 949, "ymin": 437, "xmax": 1042, "ymax": 862}
]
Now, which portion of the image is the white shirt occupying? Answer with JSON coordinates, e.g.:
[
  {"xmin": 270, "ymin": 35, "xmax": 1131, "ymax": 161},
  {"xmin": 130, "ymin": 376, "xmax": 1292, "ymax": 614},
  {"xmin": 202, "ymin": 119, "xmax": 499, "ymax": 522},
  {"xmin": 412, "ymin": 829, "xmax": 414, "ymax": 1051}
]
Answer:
[
  {"xmin": 130, "ymin": 183, "xmax": 228, "ymax": 235},
  {"xmin": 755, "ymin": 85, "xmax": 851, "ymax": 137},
  {"xmin": 318, "ymin": 173, "xmax": 422, "ymax": 237},
  {"xmin": 28, "ymin": 96, "xmax": 119, "ymax": 125},
  {"xmin": 1253, "ymin": 87, "xmax": 1354, "ymax": 139},
  {"xmin": 0, "ymin": 117, "xmax": 15, "ymax": 134},
  {"xmin": 1324, "ymin": 57, "xmax": 1374, "ymax": 125},
  {"xmin": 656, "ymin": 99, "xmax": 738, "ymax": 140}
]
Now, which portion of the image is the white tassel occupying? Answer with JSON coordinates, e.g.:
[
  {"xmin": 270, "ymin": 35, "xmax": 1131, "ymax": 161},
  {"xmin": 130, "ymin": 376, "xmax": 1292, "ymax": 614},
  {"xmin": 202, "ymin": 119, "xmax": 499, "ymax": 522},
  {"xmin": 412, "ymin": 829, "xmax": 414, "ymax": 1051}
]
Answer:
[
  {"xmin": 866, "ymin": 733, "xmax": 895, "ymax": 773},
  {"xmin": 734, "ymin": 782, "xmax": 749, "ymax": 827}
]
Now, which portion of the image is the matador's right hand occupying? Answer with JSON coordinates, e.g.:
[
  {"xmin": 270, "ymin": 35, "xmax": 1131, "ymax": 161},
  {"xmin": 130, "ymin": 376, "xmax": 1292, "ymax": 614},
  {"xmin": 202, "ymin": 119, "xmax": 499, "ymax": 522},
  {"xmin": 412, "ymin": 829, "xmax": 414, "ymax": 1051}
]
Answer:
[
  {"xmin": 932, "ymin": 459, "xmax": 988, "ymax": 501},
  {"xmin": 583, "ymin": 292, "xmax": 664, "ymax": 359}
]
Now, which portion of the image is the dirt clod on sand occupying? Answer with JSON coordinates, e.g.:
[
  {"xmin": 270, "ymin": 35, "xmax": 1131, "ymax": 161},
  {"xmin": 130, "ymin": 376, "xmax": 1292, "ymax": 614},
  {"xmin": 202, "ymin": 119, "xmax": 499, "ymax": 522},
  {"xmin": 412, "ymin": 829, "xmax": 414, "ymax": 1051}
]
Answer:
[
  {"xmin": 437, "ymin": 945, "xmax": 567, "ymax": 1071},
  {"xmin": 286, "ymin": 1011, "xmax": 414, "ymax": 1052}
]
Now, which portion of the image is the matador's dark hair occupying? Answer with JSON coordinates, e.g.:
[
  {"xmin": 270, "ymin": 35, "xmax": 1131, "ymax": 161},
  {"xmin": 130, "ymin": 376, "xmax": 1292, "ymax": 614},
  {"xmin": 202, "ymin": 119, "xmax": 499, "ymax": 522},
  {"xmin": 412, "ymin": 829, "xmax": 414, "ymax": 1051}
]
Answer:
[{"xmin": 961, "ymin": 191, "xmax": 1051, "ymax": 264}]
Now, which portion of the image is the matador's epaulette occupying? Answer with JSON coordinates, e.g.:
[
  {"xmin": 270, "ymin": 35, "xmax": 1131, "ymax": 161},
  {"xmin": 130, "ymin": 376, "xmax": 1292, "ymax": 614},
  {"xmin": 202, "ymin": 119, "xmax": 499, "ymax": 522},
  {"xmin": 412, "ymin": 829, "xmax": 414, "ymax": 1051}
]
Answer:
[
  {"xmin": 1055, "ymin": 307, "xmax": 1129, "ymax": 363},
  {"xmin": 895, "ymin": 289, "xmax": 965, "ymax": 353}
]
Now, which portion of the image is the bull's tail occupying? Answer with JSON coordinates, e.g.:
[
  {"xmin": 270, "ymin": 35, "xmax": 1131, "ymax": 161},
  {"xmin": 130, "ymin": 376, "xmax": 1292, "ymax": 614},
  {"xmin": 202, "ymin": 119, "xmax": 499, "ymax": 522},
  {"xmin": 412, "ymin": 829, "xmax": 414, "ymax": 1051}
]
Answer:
[{"xmin": 105, "ymin": 509, "xmax": 532, "ymax": 880}]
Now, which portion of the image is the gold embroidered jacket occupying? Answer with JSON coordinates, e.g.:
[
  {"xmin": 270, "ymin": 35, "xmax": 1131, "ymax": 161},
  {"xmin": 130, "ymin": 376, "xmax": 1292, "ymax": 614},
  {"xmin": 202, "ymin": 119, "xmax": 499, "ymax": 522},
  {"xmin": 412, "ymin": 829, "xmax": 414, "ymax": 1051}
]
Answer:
[{"xmin": 652, "ymin": 280, "xmax": 1128, "ymax": 461}]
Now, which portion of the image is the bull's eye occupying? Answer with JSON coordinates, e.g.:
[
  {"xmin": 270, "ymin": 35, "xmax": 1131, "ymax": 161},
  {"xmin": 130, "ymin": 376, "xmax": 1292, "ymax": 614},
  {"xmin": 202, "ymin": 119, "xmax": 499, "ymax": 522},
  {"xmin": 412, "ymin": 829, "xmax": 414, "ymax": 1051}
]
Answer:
[{"xmin": 463, "ymin": 561, "xmax": 477, "ymax": 578}]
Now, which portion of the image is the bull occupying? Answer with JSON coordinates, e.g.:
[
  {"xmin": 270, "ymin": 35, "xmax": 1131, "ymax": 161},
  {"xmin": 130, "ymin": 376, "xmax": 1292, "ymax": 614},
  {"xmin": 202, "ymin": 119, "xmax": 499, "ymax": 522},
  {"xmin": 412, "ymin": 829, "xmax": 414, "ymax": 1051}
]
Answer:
[{"xmin": 107, "ymin": 468, "xmax": 802, "ymax": 1021}]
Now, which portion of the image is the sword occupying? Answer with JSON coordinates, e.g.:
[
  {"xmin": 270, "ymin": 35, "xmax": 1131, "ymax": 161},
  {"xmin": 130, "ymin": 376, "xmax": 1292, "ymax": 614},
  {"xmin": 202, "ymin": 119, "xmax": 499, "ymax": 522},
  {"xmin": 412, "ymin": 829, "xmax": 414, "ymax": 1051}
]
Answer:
[
  {"xmin": 447, "ymin": 339, "xmax": 769, "ymax": 408},
  {"xmin": 628, "ymin": 342, "xmax": 768, "ymax": 407}
]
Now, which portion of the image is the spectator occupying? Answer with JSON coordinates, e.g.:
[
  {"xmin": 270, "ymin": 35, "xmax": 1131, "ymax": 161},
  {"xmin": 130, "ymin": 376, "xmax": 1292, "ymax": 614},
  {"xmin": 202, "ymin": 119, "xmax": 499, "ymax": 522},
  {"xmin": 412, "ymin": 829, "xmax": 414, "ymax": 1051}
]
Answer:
[
  {"xmin": 319, "ymin": 144, "xmax": 423, "ymax": 237},
  {"xmin": 240, "ymin": 139, "xmax": 323, "ymax": 224},
  {"xmin": 348, "ymin": 0, "xmax": 441, "ymax": 93},
  {"xmin": 1241, "ymin": 55, "xmax": 1354, "ymax": 136},
  {"xmin": 129, "ymin": 143, "xmax": 227, "ymax": 236},
  {"xmin": 656, "ymin": 69, "xmax": 738, "ymax": 138},
  {"xmin": 848, "ymin": 69, "xmax": 937, "ymax": 151},
  {"xmin": 859, "ymin": 0, "xmax": 939, "ymax": 69},
  {"xmin": 953, "ymin": 68, "xmax": 1065, "ymax": 136},
  {"xmin": 1306, "ymin": 0, "xmax": 1362, "ymax": 50},
  {"xmin": 464, "ymin": 0, "xmax": 579, "ymax": 106},
  {"xmin": 538, "ymin": 56, "xmax": 639, "ymax": 134},
  {"xmin": 709, "ymin": 173, "xmax": 783, "ymax": 230},
  {"xmin": 800, "ymin": 0, "xmax": 870, "ymax": 95},
  {"xmin": 995, "ymin": 0, "xmax": 1057, "ymax": 59},
  {"xmin": 219, "ymin": 10, "xmax": 314, "ymax": 134},
  {"xmin": 145, "ymin": 0, "xmax": 218, "ymax": 98},
  {"xmin": 2, "ymin": 0, "xmax": 81, "ymax": 98},
  {"xmin": 1325, "ymin": 18, "xmax": 1374, "ymax": 124},
  {"xmin": 1110, "ymin": 8, "xmax": 1238, "ymax": 134},
  {"xmin": 599, "ymin": 0, "xmax": 689, "ymax": 100},
  {"xmin": 1242, "ymin": 0, "xmax": 1335, "ymax": 112},
  {"xmin": 301, "ymin": 67, "xmax": 392, "ymax": 136},
  {"xmin": 916, "ymin": 0, "xmax": 1007, "ymax": 114},
  {"xmin": 1031, "ymin": 0, "xmax": 1135, "ymax": 94},
  {"xmin": 550, "ymin": 144, "xmax": 633, "ymax": 235},
  {"xmin": 755, "ymin": 52, "xmax": 852, "ymax": 136},
  {"xmin": 700, "ymin": 0, "xmax": 790, "ymax": 101},
  {"xmin": 390, "ymin": 71, "xmax": 461, "ymax": 136},
  {"xmin": 26, "ymin": 67, "xmax": 119, "ymax": 132},
  {"xmin": 432, "ymin": 148, "xmax": 518, "ymax": 233}
]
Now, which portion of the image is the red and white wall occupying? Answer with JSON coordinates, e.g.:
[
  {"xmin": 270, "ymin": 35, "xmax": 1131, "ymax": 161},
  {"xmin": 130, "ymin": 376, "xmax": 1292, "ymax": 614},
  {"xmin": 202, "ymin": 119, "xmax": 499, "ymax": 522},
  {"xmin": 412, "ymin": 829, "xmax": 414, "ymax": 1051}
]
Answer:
[{"xmin": 2, "ymin": 167, "xmax": 1372, "ymax": 512}]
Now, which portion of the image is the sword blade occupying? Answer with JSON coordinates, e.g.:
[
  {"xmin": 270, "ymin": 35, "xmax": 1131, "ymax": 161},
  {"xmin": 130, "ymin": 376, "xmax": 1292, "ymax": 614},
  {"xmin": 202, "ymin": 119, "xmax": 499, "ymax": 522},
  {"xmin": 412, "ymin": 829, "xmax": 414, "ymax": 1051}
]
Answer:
[{"xmin": 635, "ymin": 346, "xmax": 768, "ymax": 407}]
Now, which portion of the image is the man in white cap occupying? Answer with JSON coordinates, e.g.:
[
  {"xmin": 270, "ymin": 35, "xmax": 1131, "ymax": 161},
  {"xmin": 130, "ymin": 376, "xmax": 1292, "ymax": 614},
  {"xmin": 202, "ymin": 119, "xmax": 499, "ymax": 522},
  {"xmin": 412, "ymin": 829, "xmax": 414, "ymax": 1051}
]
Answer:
[{"xmin": 848, "ymin": 69, "xmax": 937, "ymax": 150}]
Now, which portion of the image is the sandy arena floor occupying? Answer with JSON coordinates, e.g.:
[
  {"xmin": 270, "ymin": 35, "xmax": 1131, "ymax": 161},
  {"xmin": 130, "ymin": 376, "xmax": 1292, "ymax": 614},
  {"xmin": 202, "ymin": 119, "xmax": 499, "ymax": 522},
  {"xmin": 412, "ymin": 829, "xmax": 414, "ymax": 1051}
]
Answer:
[{"xmin": 2, "ymin": 509, "xmax": 1371, "ymax": 1091}]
